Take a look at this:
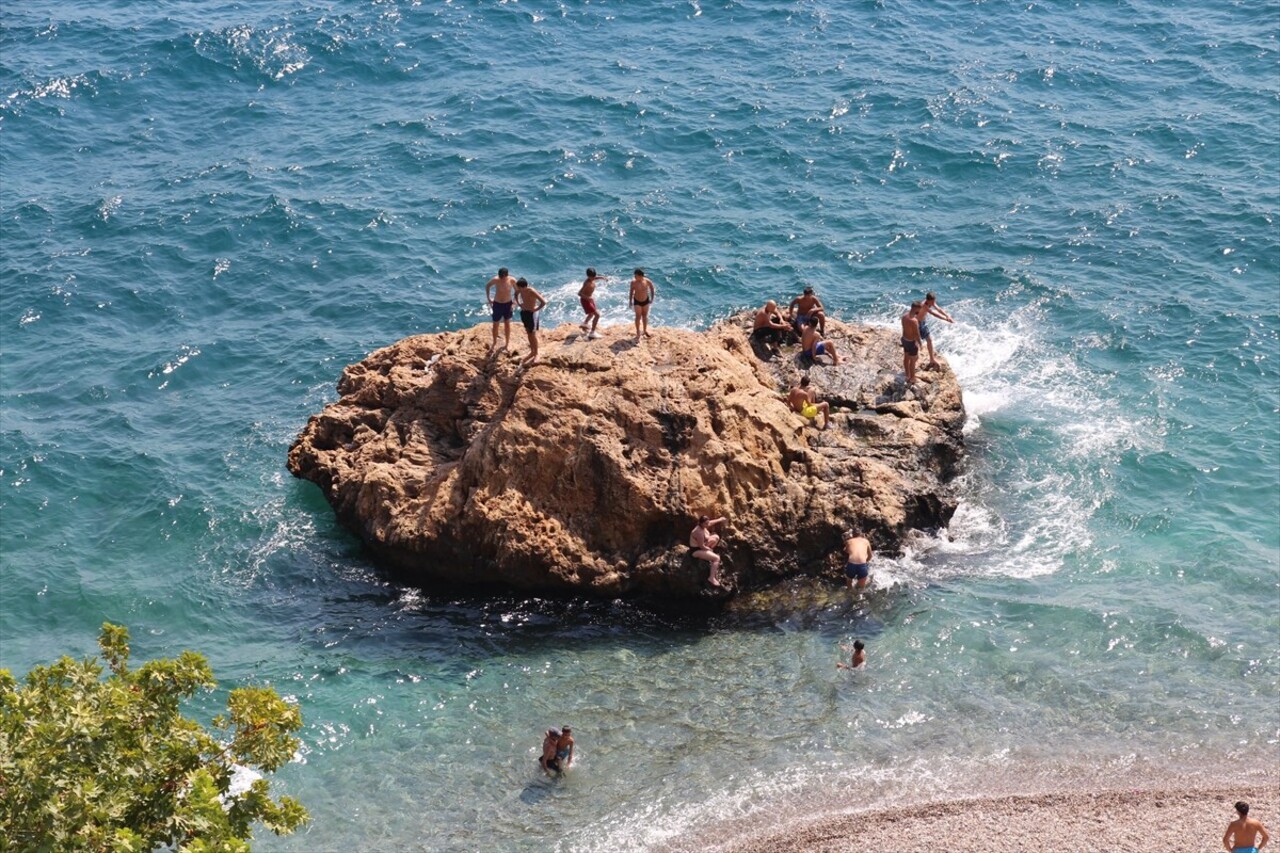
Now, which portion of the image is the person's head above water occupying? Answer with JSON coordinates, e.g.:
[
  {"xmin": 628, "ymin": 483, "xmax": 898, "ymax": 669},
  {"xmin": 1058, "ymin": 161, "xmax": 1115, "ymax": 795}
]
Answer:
[
  {"xmin": 547, "ymin": 728, "xmax": 560, "ymax": 738},
  {"xmin": 561, "ymin": 726, "xmax": 572, "ymax": 735},
  {"xmin": 853, "ymin": 640, "xmax": 865, "ymax": 651}
]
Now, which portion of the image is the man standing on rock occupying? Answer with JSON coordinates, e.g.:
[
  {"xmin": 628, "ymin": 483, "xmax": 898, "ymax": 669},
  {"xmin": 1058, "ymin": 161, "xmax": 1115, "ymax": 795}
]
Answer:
[
  {"xmin": 689, "ymin": 514, "xmax": 727, "ymax": 588},
  {"xmin": 916, "ymin": 291, "xmax": 954, "ymax": 370},
  {"xmin": 514, "ymin": 278, "xmax": 547, "ymax": 367},
  {"xmin": 629, "ymin": 268, "xmax": 655, "ymax": 342},
  {"xmin": 842, "ymin": 528, "xmax": 873, "ymax": 590},
  {"xmin": 901, "ymin": 301, "xmax": 923, "ymax": 385},
  {"xmin": 486, "ymin": 267, "xmax": 518, "ymax": 353},
  {"xmin": 578, "ymin": 268, "xmax": 604, "ymax": 339},
  {"xmin": 787, "ymin": 375, "xmax": 830, "ymax": 430},
  {"xmin": 1223, "ymin": 801, "xmax": 1269, "ymax": 853}
]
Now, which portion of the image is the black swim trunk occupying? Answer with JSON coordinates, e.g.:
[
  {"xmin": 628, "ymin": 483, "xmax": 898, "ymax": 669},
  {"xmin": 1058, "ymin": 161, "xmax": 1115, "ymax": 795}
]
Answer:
[
  {"xmin": 901, "ymin": 337, "xmax": 919, "ymax": 356},
  {"xmin": 752, "ymin": 327, "xmax": 782, "ymax": 344},
  {"xmin": 633, "ymin": 299, "xmax": 651, "ymax": 307},
  {"xmin": 520, "ymin": 309, "xmax": 538, "ymax": 332},
  {"xmin": 492, "ymin": 301, "xmax": 513, "ymax": 322}
]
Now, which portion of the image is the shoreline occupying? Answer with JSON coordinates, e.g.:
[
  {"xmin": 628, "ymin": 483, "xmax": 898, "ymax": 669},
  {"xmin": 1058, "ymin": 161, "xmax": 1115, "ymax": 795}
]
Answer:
[{"xmin": 673, "ymin": 782, "xmax": 1279, "ymax": 853}]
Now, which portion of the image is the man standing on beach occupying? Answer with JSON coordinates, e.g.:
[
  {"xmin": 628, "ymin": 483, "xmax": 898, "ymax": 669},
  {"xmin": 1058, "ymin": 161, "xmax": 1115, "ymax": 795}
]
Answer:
[
  {"xmin": 901, "ymin": 302, "xmax": 922, "ymax": 385},
  {"xmin": 915, "ymin": 291, "xmax": 953, "ymax": 370},
  {"xmin": 629, "ymin": 268, "xmax": 655, "ymax": 341},
  {"xmin": 1223, "ymin": 801, "xmax": 1269, "ymax": 853},
  {"xmin": 787, "ymin": 375, "xmax": 830, "ymax": 430},
  {"xmin": 486, "ymin": 267, "xmax": 518, "ymax": 353},
  {"xmin": 842, "ymin": 528, "xmax": 872, "ymax": 589},
  {"xmin": 514, "ymin": 278, "xmax": 547, "ymax": 368},
  {"xmin": 578, "ymin": 268, "xmax": 604, "ymax": 339}
]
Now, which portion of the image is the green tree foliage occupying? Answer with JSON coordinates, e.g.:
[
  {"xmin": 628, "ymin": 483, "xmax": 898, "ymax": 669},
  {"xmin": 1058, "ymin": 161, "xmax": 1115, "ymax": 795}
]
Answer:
[{"xmin": 0, "ymin": 623, "xmax": 309, "ymax": 851}]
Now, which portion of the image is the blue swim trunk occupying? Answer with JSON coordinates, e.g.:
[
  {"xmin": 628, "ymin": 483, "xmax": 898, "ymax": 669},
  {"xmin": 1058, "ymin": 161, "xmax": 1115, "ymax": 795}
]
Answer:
[
  {"xmin": 1232, "ymin": 847, "xmax": 1260, "ymax": 853},
  {"xmin": 804, "ymin": 341, "xmax": 826, "ymax": 359},
  {"xmin": 844, "ymin": 562, "xmax": 869, "ymax": 580},
  {"xmin": 492, "ymin": 300, "xmax": 513, "ymax": 321},
  {"xmin": 919, "ymin": 320, "xmax": 932, "ymax": 340}
]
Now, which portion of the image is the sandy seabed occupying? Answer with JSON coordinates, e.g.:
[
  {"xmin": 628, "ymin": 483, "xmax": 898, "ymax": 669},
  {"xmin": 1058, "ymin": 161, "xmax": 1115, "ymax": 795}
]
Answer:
[{"xmin": 676, "ymin": 785, "xmax": 1278, "ymax": 853}]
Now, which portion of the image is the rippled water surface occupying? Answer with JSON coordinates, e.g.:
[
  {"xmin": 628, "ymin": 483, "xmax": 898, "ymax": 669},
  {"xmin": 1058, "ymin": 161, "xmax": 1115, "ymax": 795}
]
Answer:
[{"xmin": 2, "ymin": 1, "xmax": 1277, "ymax": 850}]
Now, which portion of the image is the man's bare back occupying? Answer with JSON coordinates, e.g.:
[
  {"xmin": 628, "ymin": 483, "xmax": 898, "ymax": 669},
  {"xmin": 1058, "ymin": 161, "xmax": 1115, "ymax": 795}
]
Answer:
[
  {"xmin": 1224, "ymin": 805, "xmax": 1269, "ymax": 852},
  {"xmin": 845, "ymin": 536, "xmax": 871, "ymax": 564}
]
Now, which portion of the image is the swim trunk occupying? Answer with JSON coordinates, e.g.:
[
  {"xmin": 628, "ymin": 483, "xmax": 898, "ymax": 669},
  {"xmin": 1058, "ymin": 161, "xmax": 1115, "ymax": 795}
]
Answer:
[
  {"xmin": 580, "ymin": 296, "xmax": 598, "ymax": 315},
  {"xmin": 545, "ymin": 757, "xmax": 561, "ymax": 772},
  {"xmin": 901, "ymin": 337, "xmax": 919, "ymax": 355},
  {"xmin": 492, "ymin": 301, "xmax": 513, "ymax": 321},
  {"xmin": 844, "ymin": 562, "xmax": 869, "ymax": 580},
  {"xmin": 801, "ymin": 403, "xmax": 819, "ymax": 419},
  {"xmin": 795, "ymin": 313, "xmax": 811, "ymax": 327},
  {"xmin": 1232, "ymin": 847, "xmax": 1260, "ymax": 853},
  {"xmin": 918, "ymin": 318, "xmax": 931, "ymax": 340},
  {"xmin": 752, "ymin": 327, "xmax": 781, "ymax": 343},
  {"xmin": 520, "ymin": 309, "xmax": 539, "ymax": 332},
  {"xmin": 633, "ymin": 299, "xmax": 651, "ymax": 307},
  {"xmin": 804, "ymin": 342, "xmax": 826, "ymax": 359}
]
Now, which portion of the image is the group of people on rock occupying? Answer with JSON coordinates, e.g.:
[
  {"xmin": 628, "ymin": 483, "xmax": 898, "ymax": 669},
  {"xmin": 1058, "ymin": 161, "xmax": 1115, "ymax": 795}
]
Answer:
[
  {"xmin": 750, "ymin": 286, "xmax": 840, "ymax": 364},
  {"xmin": 485, "ymin": 267, "xmax": 660, "ymax": 367}
]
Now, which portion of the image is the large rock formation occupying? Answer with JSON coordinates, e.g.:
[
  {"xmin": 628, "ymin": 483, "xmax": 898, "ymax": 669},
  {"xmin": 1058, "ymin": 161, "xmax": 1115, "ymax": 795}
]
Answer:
[{"xmin": 287, "ymin": 315, "xmax": 965, "ymax": 604}]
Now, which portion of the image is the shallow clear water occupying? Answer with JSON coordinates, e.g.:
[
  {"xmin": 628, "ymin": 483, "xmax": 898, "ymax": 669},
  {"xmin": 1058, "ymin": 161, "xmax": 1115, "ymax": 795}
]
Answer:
[{"xmin": 2, "ymin": 1, "xmax": 1277, "ymax": 850}]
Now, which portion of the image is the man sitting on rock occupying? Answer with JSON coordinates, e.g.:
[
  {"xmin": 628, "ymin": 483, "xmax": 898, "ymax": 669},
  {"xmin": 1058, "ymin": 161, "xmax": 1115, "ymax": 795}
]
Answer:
[
  {"xmin": 788, "ymin": 286, "xmax": 827, "ymax": 336},
  {"xmin": 787, "ymin": 375, "xmax": 830, "ymax": 430},
  {"xmin": 799, "ymin": 319, "xmax": 840, "ymax": 365},
  {"xmin": 751, "ymin": 300, "xmax": 791, "ymax": 355},
  {"xmin": 689, "ymin": 515, "xmax": 727, "ymax": 588}
]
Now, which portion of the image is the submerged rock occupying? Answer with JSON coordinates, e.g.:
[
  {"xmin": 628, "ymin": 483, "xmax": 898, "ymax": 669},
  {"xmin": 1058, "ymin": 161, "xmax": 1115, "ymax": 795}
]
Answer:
[{"xmin": 287, "ymin": 314, "xmax": 965, "ymax": 604}]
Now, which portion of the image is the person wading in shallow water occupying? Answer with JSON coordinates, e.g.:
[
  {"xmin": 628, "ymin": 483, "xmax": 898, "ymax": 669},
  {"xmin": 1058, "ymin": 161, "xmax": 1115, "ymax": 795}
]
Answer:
[
  {"xmin": 1223, "ymin": 801, "xmax": 1270, "ymax": 853},
  {"xmin": 689, "ymin": 515, "xmax": 727, "ymax": 588},
  {"xmin": 540, "ymin": 728, "xmax": 562, "ymax": 776},
  {"xmin": 554, "ymin": 726, "xmax": 574, "ymax": 772}
]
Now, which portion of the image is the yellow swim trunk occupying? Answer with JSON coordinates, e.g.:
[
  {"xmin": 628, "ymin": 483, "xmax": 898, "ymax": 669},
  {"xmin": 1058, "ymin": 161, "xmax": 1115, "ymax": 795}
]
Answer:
[{"xmin": 801, "ymin": 403, "xmax": 818, "ymax": 419}]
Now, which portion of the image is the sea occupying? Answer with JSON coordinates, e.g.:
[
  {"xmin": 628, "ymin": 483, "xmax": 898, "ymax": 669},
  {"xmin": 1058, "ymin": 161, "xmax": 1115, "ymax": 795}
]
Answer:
[{"xmin": 2, "ymin": 1, "xmax": 1277, "ymax": 850}]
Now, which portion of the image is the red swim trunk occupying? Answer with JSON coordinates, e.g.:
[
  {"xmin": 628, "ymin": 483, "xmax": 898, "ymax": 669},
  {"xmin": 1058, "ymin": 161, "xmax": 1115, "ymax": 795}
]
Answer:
[{"xmin": 580, "ymin": 296, "xmax": 598, "ymax": 315}]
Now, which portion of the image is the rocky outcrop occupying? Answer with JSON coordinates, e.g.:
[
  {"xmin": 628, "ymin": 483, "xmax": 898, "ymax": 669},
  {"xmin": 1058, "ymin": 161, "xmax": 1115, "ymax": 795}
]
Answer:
[{"xmin": 287, "ymin": 314, "xmax": 965, "ymax": 604}]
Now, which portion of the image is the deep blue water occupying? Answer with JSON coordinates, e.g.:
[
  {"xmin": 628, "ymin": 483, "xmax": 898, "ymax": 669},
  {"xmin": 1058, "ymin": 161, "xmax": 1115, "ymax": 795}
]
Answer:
[{"xmin": 2, "ymin": 1, "xmax": 1278, "ymax": 850}]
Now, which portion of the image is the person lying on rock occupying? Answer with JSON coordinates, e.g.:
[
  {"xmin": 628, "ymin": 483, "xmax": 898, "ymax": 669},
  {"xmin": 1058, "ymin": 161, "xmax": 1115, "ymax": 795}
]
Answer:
[
  {"xmin": 689, "ymin": 515, "xmax": 727, "ymax": 588},
  {"xmin": 787, "ymin": 375, "xmax": 830, "ymax": 430},
  {"xmin": 751, "ymin": 300, "xmax": 792, "ymax": 355},
  {"xmin": 799, "ymin": 319, "xmax": 840, "ymax": 365}
]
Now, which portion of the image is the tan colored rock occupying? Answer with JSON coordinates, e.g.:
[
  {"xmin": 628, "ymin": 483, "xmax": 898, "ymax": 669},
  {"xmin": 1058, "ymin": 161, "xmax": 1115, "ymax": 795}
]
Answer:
[{"xmin": 287, "ymin": 314, "xmax": 965, "ymax": 603}]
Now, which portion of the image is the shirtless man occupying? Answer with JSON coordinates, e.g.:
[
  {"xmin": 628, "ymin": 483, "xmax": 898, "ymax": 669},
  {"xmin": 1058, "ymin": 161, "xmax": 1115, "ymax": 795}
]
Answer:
[
  {"xmin": 800, "ymin": 319, "xmax": 840, "ymax": 365},
  {"xmin": 629, "ymin": 268, "xmax": 655, "ymax": 341},
  {"xmin": 837, "ymin": 640, "xmax": 866, "ymax": 669},
  {"xmin": 752, "ymin": 300, "xmax": 791, "ymax": 355},
  {"xmin": 540, "ymin": 728, "xmax": 562, "ymax": 776},
  {"xmin": 786, "ymin": 375, "xmax": 830, "ymax": 430},
  {"xmin": 486, "ymin": 267, "xmax": 518, "ymax": 352},
  {"xmin": 578, "ymin": 268, "xmax": 604, "ymax": 339},
  {"xmin": 901, "ymin": 302, "xmax": 922, "ymax": 384},
  {"xmin": 689, "ymin": 514, "xmax": 726, "ymax": 588},
  {"xmin": 1224, "ymin": 801, "xmax": 1270, "ymax": 853},
  {"xmin": 554, "ymin": 726, "xmax": 575, "ymax": 771},
  {"xmin": 788, "ymin": 286, "xmax": 826, "ymax": 335},
  {"xmin": 916, "ymin": 291, "xmax": 954, "ymax": 369},
  {"xmin": 842, "ymin": 528, "xmax": 873, "ymax": 589},
  {"xmin": 514, "ymin": 278, "xmax": 547, "ymax": 367}
]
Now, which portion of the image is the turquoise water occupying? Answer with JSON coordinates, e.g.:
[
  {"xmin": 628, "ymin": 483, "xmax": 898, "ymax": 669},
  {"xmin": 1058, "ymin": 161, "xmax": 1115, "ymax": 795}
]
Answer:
[{"xmin": 2, "ymin": 1, "xmax": 1277, "ymax": 849}]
